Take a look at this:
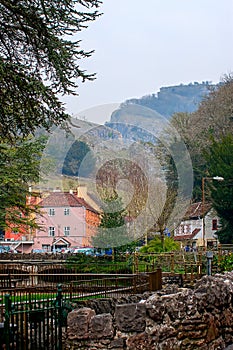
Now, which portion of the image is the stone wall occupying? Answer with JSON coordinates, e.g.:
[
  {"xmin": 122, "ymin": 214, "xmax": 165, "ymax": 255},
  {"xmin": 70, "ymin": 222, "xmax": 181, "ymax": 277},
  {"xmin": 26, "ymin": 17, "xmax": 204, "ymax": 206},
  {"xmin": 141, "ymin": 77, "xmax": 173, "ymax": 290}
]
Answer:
[{"xmin": 64, "ymin": 272, "xmax": 233, "ymax": 349}]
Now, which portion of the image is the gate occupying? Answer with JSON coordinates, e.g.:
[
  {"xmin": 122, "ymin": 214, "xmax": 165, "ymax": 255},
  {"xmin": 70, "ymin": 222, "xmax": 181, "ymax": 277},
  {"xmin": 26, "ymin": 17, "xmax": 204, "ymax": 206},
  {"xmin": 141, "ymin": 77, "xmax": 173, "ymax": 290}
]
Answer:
[{"xmin": 1, "ymin": 285, "xmax": 65, "ymax": 350}]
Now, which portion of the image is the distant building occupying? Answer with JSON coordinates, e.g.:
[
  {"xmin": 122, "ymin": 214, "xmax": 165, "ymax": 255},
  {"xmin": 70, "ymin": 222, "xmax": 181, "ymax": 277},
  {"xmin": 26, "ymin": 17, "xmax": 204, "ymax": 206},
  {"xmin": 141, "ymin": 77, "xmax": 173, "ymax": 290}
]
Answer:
[
  {"xmin": 32, "ymin": 191, "xmax": 100, "ymax": 253},
  {"xmin": 4, "ymin": 190, "xmax": 100, "ymax": 253},
  {"xmin": 174, "ymin": 202, "xmax": 220, "ymax": 249},
  {"xmin": 4, "ymin": 194, "xmax": 41, "ymax": 250}
]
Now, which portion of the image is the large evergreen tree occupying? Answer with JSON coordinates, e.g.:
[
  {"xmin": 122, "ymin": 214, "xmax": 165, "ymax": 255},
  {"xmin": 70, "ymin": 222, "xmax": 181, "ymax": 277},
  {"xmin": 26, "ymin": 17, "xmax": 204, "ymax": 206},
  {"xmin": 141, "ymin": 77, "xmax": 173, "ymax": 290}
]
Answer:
[
  {"xmin": 0, "ymin": 1, "xmax": 101, "ymax": 230},
  {"xmin": 0, "ymin": 136, "xmax": 49, "ymax": 231},
  {"xmin": 204, "ymin": 134, "xmax": 233, "ymax": 243},
  {"xmin": 62, "ymin": 140, "xmax": 95, "ymax": 177},
  {"xmin": 91, "ymin": 194, "xmax": 132, "ymax": 251},
  {"xmin": 0, "ymin": 0, "xmax": 101, "ymax": 138}
]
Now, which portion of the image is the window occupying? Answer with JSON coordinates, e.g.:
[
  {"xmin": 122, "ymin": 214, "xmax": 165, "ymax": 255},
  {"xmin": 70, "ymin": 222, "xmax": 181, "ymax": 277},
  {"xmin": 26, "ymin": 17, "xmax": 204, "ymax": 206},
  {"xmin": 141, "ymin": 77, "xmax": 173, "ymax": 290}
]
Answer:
[
  {"xmin": 49, "ymin": 208, "xmax": 55, "ymax": 216},
  {"xmin": 42, "ymin": 244, "xmax": 50, "ymax": 252},
  {"xmin": 212, "ymin": 219, "xmax": 218, "ymax": 230},
  {"xmin": 64, "ymin": 226, "xmax": 70, "ymax": 236},
  {"xmin": 49, "ymin": 227, "xmax": 55, "ymax": 236},
  {"xmin": 64, "ymin": 208, "xmax": 70, "ymax": 216}
]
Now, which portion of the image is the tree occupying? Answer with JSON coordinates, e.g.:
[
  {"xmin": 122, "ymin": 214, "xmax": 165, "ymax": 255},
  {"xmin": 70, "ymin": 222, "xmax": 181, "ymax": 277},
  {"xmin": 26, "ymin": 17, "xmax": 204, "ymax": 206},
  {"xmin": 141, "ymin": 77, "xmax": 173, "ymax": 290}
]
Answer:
[
  {"xmin": 0, "ymin": 136, "xmax": 49, "ymax": 231},
  {"xmin": 0, "ymin": 0, "xmax": 101, "ymax": 139},
  {"xmin": 0, "ymin": 1, "xmax": 101, "ymax": 230},
  {"xmin": 91, "ymin": 194, "xmax": 133, "ymax": 254},
  {"xmin": 203, "ymin": 134, "xmax": 233, "ymax": 243},
  {"xmin": 190, "ymin": 75, "xmax": 233, "ymax": 145},
  {"xmin": 148, "ymin": 139, "xmax": 191, "ymax": 247},
  {"xmin": 62, "ymin": 140, "xmax": 95, "ymax": 177},
  {"xmin": 171, "ymin": 75, "xmax": 233, "ymax": 201},
  {"xmin": 170, "ymin": 112, "xmax": 204, "ymax": 200}
]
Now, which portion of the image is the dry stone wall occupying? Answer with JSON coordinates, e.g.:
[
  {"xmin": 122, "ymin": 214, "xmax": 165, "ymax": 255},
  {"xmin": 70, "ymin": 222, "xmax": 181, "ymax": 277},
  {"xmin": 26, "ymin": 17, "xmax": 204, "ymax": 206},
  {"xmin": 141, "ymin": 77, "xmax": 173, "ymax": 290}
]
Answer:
[{"xmin": 64, "ymin": 272, "xmax": 233, "ymax": 349}]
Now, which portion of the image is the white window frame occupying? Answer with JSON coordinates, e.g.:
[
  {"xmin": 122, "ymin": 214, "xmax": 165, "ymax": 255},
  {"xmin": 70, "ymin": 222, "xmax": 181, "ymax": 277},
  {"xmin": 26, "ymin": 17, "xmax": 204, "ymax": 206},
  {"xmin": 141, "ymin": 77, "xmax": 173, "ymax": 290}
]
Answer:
[
  {"xmin": 48, "ymin": 226, "xmax": 55, "ymax": 236},
  {"xmin": 64, "ymin": 226, "xmax": 70, "ymax": 236}
]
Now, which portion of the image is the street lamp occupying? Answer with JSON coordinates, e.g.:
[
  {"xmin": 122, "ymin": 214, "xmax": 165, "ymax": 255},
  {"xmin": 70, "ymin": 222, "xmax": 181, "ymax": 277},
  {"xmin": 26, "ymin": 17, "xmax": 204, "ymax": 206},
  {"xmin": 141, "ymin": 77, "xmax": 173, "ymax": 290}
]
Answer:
[{"xmin": 202, "ymin": 176, "xmax": 224, "ymax": 248}]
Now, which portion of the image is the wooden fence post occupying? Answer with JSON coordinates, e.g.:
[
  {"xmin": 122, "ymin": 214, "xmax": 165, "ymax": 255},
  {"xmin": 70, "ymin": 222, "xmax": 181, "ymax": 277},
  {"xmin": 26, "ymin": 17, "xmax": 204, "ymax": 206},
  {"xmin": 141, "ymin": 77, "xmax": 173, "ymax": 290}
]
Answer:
[
  {"xmin": 148, "ymin": 268, "xmax": 162, "ymax": 291},
  {"xmin": 171, "ymin": 253, "xmax": 175, "ymax": 273},
  {"xmin": 133, "ymin": 252, "xmax": 139, "ymax": 274}
]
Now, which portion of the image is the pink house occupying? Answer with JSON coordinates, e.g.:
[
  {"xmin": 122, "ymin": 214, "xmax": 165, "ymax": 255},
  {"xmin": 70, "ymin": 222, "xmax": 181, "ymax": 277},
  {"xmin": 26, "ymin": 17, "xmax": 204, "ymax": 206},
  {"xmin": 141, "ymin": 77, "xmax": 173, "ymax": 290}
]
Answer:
[{"xmin": 31, "ymin": 191, "xmax": 100, "ymax": 253}]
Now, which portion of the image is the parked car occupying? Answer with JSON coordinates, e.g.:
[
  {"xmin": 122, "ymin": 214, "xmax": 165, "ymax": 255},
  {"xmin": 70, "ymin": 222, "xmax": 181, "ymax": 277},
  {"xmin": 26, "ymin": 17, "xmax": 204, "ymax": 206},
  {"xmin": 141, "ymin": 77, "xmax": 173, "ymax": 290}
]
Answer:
[
  {"xmin": 32, "ymin": 249, "xmax": 47, "ymax": 253},
  {"xmin": 73, "ymin": 247, "xmax": 95, "ymax": 255},
  {"xmin": 0, "ymin": 246, "xmax": 10, "ymax": 253}
]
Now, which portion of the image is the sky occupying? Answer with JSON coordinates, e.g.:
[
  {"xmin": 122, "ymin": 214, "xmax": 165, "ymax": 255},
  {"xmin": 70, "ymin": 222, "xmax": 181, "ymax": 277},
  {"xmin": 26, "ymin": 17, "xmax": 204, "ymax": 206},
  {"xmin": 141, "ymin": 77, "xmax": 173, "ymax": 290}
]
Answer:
[{"xmin": 62, "ymin": 0, "xmax": 233, "ymax": 124}]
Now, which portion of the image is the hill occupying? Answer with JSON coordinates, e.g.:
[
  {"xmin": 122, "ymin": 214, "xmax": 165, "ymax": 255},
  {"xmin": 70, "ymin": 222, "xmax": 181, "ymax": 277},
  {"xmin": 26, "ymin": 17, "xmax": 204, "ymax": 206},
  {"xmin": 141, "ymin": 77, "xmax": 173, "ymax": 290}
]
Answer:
[{"xmin": 110, "ymin": 81, "xmax": 215, "ymax": 121}]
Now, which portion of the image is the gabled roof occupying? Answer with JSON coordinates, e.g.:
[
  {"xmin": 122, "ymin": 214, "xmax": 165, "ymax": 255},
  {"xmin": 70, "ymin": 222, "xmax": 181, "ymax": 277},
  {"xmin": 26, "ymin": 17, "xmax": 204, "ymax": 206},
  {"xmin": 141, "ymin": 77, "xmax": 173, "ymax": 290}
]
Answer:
[
  {"xmin": 74, "ymin": 197, "xmax": 99, "ymax": 213},
  {"xmin": 174, "ymin": 228, "xmax": 201, "ymax": 241},
  {"xmin": 39, "ymin": 192, "xmax": 98, "ymax": 213},
  {"xmin": 184, "ymin": 202, "xmax": 211, "ymax": 219},
  {"xmin": 53, "ymin": 237, "xmax": 77, "ymax": 246}
]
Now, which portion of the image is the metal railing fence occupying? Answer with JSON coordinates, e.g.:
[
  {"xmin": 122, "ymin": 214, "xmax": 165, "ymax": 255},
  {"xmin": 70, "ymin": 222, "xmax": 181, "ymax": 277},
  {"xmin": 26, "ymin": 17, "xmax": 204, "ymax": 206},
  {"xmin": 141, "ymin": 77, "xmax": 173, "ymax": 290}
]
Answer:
[{"xmin": 0, "ymin": 270, "xmax": 162, "ymax": 349}]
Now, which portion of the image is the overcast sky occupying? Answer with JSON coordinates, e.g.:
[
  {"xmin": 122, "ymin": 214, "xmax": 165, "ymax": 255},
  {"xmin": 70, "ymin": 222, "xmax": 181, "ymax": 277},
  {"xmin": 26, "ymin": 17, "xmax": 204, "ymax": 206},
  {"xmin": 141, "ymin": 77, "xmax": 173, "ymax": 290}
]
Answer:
[{"xmin": 62, "ymin": 0, "xmax": 233, "ymax": 124}]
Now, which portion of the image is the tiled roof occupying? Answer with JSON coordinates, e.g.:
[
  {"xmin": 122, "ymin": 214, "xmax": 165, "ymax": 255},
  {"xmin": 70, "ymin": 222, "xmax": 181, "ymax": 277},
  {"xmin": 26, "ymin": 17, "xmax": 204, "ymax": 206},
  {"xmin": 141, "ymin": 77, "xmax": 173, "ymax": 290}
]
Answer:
[
  {"xmin": 26, "ymin": 194, "xmax": 42, "ymax": 206},
  {"xmin": 184, "ymin": 202, "xmax": 211, "ymax": 219},
  {"xmin": 39, "ymin": 192, "xmax": 98, "ymax": 213},
  {"xmin": 174, "ymin": 228, "xmax": 201, "ymax": 241},
  {"xmin": 74, "ymin": 197, "xmax": 99, "ymax": 214}
]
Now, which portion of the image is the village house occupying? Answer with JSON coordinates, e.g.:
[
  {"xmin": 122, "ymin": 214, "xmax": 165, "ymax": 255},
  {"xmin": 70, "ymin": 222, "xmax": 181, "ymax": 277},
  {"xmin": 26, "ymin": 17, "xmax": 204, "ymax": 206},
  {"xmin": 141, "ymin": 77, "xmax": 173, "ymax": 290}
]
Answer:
[
  {"xmin": 32, "ymin": 190, "xmax": 100, "ymax": 253},
  {"xmin": 4, "ymin": 194, "xmax": 41, "ymax": 251},
  {"xmin": 4, "ymin": 189, "xmax": 100, "ymax": 253},
  {"xmin": 174, "ymin": 202, "xmax": 220, "ymax": 249}
]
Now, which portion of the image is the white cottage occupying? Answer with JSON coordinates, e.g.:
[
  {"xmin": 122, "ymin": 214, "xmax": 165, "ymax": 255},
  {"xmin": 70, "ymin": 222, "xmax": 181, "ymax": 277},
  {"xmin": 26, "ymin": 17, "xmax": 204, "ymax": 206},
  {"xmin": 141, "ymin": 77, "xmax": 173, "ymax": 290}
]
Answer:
[{"xmin": 174, "ymin": 202, "xmax": 219, "ymax": 249}]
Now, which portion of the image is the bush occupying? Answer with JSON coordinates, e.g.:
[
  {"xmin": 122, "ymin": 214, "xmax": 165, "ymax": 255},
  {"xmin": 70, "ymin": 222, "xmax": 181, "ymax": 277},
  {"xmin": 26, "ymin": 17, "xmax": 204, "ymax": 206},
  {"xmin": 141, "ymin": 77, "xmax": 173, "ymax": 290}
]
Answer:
[
  {"xmin": 217, "ymin": 253, "xmax": 233, "ymax": 272},
  {"xmin": 140, "ymin": 236, "xmax": 180, "ymax": 253},
  {"xmin": 66, "ymin": 254, "xmax": 133, "ymax": 274}
]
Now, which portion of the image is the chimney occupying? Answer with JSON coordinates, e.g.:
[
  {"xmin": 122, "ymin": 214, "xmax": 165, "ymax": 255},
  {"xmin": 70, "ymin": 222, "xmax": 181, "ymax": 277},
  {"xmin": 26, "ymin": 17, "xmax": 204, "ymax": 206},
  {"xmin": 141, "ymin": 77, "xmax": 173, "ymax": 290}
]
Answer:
[
  {"xmin": 69, "ymin": 189, "xmax": 73, "ymax": 194},
  {"xmin": 77, "ymin": 185, "xmax": 87, "ymax": 199},
  {"xmin": 53, "ymin": 187, "xmax": 61, "ymax": 192}
]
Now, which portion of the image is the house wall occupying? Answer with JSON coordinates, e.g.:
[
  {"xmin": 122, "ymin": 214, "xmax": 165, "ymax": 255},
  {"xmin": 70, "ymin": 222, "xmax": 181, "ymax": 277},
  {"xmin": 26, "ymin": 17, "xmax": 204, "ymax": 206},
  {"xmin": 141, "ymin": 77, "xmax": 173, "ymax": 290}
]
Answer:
[
  {"xmin": 174, "ymin": 209, "xmax": 220, "ymax": 247},
  {"xmin": 34, "ymin": 206, "xmax": 86, "ymax": 250},
  {"xmin": 175, "ymin": 218, "xmax": 202, "ymax": 244},
  {"xmin": 77, "ymin": 186, "xmax": 101, "ymax": 212},
  {"xmin": 205, "ymin": 210, "xmax": 219, "ymax": 242},
  {"xmin": 82, "ymin": 209, "xmax": 101, "ymax": 246},
  {"xmin": 176, "ymin": 219, "xmax": 202, "ymax": 236},
  {"xmin": 4, "ymin": 194, "xmax": 41, "ymax": 242}
]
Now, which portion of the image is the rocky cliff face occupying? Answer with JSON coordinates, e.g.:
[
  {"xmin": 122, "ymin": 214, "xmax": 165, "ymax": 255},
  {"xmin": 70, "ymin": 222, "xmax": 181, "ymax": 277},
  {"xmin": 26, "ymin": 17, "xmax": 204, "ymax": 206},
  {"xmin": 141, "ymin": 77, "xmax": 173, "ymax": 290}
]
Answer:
[
  {"xmin": 65, "ymin": 272, "xmax": 233, "ymax": 349},
  {"xmin": 112, "ymin": 82, "xmax": 214, "ymax": 120}
]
